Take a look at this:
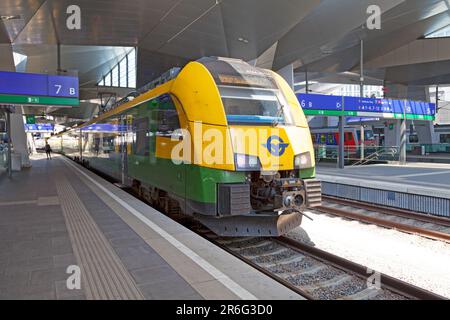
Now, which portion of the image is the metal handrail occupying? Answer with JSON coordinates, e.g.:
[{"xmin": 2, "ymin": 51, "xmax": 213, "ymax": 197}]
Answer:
[{"xmin": 351, "ymin": 147, "xmax": 399, "ymax": 166}]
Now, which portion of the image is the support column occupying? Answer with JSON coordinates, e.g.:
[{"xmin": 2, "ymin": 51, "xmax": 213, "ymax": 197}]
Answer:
[
  {"xmin": 360, "ymin": 125, "xmax": 365, "ymax": 160},
  {"xmin": 10, "ymin": 109, "xmax": 31, "ymax": 168},
  {"xmin": 338, "ymin": 96, "xmax": 346, "ymax": 169},
  {"xmin": 360, "ymin": 39, "xmax": 365, "ymax": 161},
  {"xmin": 399, "ymin": 119, "xmax": 407, "ymax": 165},
  {"xmin": 6, "ymin": 109, "xmax": 12, "ymax": 178},
  {"xmin": 415, "ymin": 121, "xmax": 434, "ymax": 144},
  {"xmin": 338, "ymin": 115, "xmax": 346, "ymax": 169}
]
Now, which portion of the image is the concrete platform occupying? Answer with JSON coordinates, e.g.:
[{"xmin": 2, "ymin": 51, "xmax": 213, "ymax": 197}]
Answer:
[
  {"xmin": 317, "ymin": 163, "xmax": 450, "ymax": 217},
  {"xmin": 0, "ymin": 154, "xmax": 304, "ymax": 300}
]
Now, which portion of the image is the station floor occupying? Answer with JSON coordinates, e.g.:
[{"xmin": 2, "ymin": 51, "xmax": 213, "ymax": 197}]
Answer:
[
  {"xmin": 317, "ymin": 162, "xmax": 450, "ymax": 195},
  {"xmin": 0, "ymin": 154, "xmax": 303, "ymax": 300}
]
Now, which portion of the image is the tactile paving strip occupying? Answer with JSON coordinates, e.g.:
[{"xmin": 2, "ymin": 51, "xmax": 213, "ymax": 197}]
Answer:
[{"xmin": 55, "ymin": 175, "xmax": 144, "ymax": 300}]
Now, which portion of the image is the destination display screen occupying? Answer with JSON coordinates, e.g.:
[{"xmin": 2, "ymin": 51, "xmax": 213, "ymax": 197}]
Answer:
[
  {"xmin": 217, "ymin": 73, "xmax": 277, "ymax": 89},
  {"xmin": 198, "ymin": 57, "xmax": 278, "ymax": 89}
]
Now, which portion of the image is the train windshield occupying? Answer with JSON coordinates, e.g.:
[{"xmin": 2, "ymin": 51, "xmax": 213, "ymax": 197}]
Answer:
[{"xmin": 219, "ymin": 86, "xmax": 294, "ymax": 126}]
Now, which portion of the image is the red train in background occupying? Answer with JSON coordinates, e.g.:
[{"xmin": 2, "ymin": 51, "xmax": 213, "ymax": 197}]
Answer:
[{"xmin": 311, "ymin": 127, "xmax": 378, "ymax": 148}]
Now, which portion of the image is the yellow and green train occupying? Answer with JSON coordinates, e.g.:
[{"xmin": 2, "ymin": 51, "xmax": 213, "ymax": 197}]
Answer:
[{"xmin": 50, "ymin": 57, "xmax": 321, "ymax": 236}]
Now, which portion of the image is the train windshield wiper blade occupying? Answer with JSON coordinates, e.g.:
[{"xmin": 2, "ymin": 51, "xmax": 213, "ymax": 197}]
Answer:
[{"xmin": 272, "ymin": 105, "xmax": 285, "ymax": 127}]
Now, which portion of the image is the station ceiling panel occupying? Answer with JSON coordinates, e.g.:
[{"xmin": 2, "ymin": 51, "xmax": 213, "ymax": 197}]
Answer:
[{"xmin": 1, "ymin": 0, "xmax": 450, "ymax": 120}]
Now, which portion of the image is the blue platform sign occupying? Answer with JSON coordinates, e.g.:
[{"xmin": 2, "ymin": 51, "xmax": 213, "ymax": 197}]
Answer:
[
  {"xmin": 344, "ymin": 97, "xmax": 383, "ymax": 113},
  {"xmin": 297, "ymin": 93, "xmax": 436, "ymax": 120},
  {"xmin": 0, "ymin": 71, "xmax": 79, "ymax": 98},
  {"xmin": 347, "ymin": 117, "xmax": 380, "ymax": 123},
  {"xmin": 47, "ymin": 75, "xmax": 79, "ymax": 98},
  {"xmin": 24, "ymin": 123, "xmax": 54, "ymax": 132},
  {"xmin": 297, "ymin": 93, "xmax": 343, "ymax": 111},
  {"xmin": 82, "ymin": 123, "xmax": 126, "ymax": 133},
  {"xmin": 407, "ymin": 100, "xmax": 436, "ymax": 116},
  {"xmin": 0, "ymin": 72, "xmax": 47, "ymax": 96}
]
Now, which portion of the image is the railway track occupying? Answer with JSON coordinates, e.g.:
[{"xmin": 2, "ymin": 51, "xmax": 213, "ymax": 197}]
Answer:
[
  {"xmin": 111, "ymin": 172, "xmax": 446, "ymax": 301},
  {"xmin": 199, "ymin": 231, "xmax": 444, "ymax": 300},
  {"xmin": 317, "ymin": 196, "xmax": 450, "ymax": 243},
  {"xmin": 69, "ymin": 156, "xmax": 448, "ymax": 300}
]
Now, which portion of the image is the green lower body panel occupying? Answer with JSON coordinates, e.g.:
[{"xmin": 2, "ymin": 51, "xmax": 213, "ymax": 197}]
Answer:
[
  {"xmin": 83, "ymin": 153, "xmax": 122, "ymax": 181},
  {"xmin": 127, "ymin": 156, "xmax": 245, "ymax": 209},
  {"xmin": 300, "ymin": 167, "xmax": 316, "ymax": 179}
]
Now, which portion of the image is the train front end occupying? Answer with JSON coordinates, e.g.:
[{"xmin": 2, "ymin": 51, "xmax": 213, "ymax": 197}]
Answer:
[{"xmin": 172, "ymin": 57, "xmax": 321, "ymax": 236}]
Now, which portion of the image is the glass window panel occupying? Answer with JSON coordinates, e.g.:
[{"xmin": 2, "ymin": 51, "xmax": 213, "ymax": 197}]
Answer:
[
  {"xmin": 128, "ymin": 70, "xmax": 136, "ymax": 88},
  {"xmin": 104, "ymin": 73, "xmax": 111, "ymax": 87},
  {"xmin": 128, "ymin": 49, "xmax": 136, "ymax": 88},
  {"xmin": 98, "ymin": 78, "xmax": 104, "ymax": 86},
  {"xmin": 133, "ymin": 117, "xmax": 149, "ymax": 156},
  {"xmin": 112, "ymin": 65, "xmax": 119, "ymax": 87},
  {"xmin": 119, "ymin": 58, "xmax": 127, "ymax": 87},
  {"xmin": 426, "ymin": 25, "xmax": 450, "ymax": 38}
]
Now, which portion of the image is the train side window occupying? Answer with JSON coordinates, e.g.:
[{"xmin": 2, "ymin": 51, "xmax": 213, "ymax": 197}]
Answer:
[
  {"xmin": 157, "ymin": 109, "xmax": 180, "ymax": 134},
  {"xmin": 440, "ymin": 134, "xmax": 450, "ymax": 143},
  {"xmin": 346, "ymin": 132, "xmax": 353, "ymax": 141},
  {"xmin": 133, "ymin": 117, "xmax": 150, "ymax": 156},
  {"xmin": 409, "ymin": 135, "xmax": 419, "ymax": 143},
  {"xmin": 152, "ymin": 94, "xmax": 181, "ymax": 136}
]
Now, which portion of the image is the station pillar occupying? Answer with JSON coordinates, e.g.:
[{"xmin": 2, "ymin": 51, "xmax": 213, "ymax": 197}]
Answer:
[
  {"xmin": 6, "ymin": 109, "xmax": 12, "ymax": 178},
  {"xmin": 415, "ymin": 121, "xmax": 434, "ymax": 144},
  {"xmin": 398, "ymin": 119, "xmax": 407, "ymax": 165},
  {"xmin": 10, "ymin": 109, "xmax": 31, "ymax": 169},
  {"xmin": 338, "ymin": 116, "xmax": 346, "ymax": 169}
]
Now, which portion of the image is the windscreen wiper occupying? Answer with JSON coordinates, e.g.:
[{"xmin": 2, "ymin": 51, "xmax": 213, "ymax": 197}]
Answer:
[{"xmin": 272, "ymin": 105, "xmax": 285, "ymax": 127}]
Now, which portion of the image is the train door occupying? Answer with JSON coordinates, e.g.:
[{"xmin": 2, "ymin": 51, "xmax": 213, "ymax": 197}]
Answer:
[
  {"xmin": 120, "ymin": 115, "xmax": 129, "ymax": 185},
  {"xmin": 153, "ymin": 94, "xmax": 186, "ymax": 213}
]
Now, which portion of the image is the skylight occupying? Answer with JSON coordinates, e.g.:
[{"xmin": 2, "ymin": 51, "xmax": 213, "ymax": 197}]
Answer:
[
  {"xmin": 425, "ymin": 24, "xmax": 450, "ymax": 39},
  {"xmin": 98, "ymin": 48, "xmax": 136, "ymax": 88}
]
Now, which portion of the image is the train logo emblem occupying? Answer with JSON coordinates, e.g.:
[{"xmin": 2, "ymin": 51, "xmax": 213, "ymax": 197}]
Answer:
[{"xmin": 263, "ymin": 136, "xmax": 289, "ymax": 156}]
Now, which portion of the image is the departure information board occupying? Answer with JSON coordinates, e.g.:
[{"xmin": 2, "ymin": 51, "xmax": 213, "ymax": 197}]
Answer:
[
  {"xmin": 24, "ymin": 124, "xmax": 54, "ymax": 132},
  {"xmin": 0, "ymin": 71, "xmax": 79, "ymax": 106},
  {"xmin": 297, "ymin": 93, "xmax": 436, "ymax": 120},
  {"xmin": 82, "ymin": 124, "xmax": 126, "ymax": 132}
]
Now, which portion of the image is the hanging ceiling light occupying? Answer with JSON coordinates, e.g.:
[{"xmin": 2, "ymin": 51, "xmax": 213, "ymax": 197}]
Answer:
[
  {"xmin": 0, "ymin": 15, "xmax": 21, "ymax": 21},
  {"xmin": 238, "ymin": 37, "xmax": 249, "ymax": 44}
]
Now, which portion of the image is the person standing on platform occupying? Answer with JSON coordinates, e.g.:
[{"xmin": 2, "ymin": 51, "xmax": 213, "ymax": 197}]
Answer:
[{"xmin": 45, "ymin": 141, "xmax": 52, "ymax": 160}]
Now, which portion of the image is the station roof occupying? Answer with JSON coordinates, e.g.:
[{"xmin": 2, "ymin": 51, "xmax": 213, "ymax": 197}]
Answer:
[{"xmin": 1, "ymin": 0, "xmax": 450, "ymax": 120}]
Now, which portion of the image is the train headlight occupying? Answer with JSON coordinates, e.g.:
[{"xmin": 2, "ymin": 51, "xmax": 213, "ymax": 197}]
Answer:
[
  {"xmin": 294, "ymin": 152, "xmax": 312, "ymax": 169},
  {"xmin": 235, "ymin": 154, "xmax": 261, "ymax": 171}
]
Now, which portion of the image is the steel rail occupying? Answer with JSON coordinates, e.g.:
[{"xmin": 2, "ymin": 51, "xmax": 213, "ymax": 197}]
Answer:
[
  {"xmin": 69, "ymin": 156, "xmax": 447, "ymax": 300},
  {"xmin": 316, "ymin": 202, "xmax": 450, "ymax": 243},
  {"xmin": 323, "ymin": 195, "xmax": 450, "ymax": 227},
  {"xmin": 276, "ymin": 236, "xmax": 446, "ymax": 300},
  {"xmin": 202, "ymin": 235, "xmax": 316, "ymax": 300}
]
